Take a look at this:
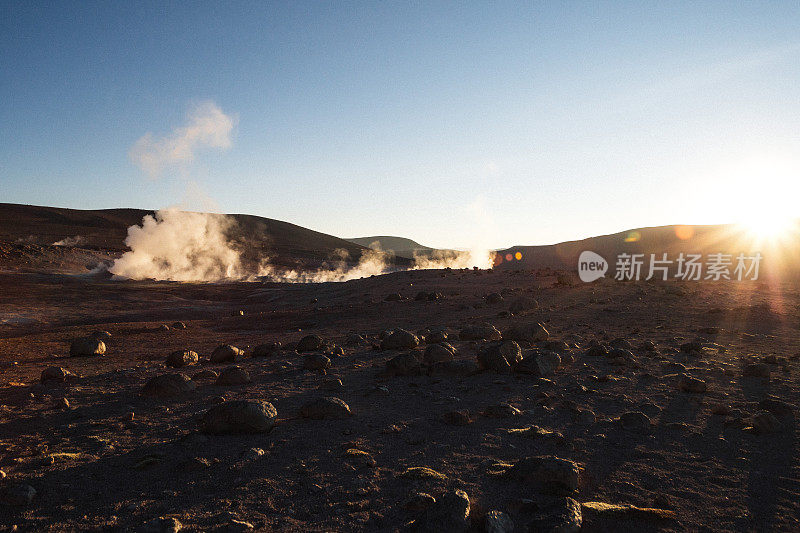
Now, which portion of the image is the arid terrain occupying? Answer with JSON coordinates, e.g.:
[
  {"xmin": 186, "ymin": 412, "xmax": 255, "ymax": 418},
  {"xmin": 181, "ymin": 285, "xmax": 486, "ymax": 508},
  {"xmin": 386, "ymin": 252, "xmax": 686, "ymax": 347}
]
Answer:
[{"xmin": 0, "ymin": 264, "xmax": 799, "ymax": 532}]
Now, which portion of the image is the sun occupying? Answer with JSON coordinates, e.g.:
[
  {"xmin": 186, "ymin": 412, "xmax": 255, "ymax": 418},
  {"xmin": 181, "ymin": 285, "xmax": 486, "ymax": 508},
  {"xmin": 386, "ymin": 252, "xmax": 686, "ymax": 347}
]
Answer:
[{"xmin": 738, "ymin": 212, "xmax": 798, "ymax": 242}]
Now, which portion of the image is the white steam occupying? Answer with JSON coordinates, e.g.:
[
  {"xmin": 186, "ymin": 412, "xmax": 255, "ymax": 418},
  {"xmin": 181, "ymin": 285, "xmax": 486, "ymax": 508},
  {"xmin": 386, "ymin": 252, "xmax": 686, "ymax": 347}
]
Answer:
[
  {"xmin": 108, "ymin": 208, "xmax": 242, "ymax": 281},
  {"xmin": 129, "ymin": 101, "xmax": 235, "ymax": 178}
]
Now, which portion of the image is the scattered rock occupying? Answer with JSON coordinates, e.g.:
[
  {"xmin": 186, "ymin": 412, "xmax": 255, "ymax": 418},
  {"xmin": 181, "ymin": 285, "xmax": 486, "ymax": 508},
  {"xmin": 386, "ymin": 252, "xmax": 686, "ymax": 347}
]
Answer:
[
  {"xmin": 385, "ymin": 293, "xmax": 403, "ymax": 301},
  {"xmin": 140, "ymin": 516, "xmax": 183, "ymax": 533},
  {"xmin": 40, "ymin": 366, "xmax": 75, "ymax": 384},
  {"xmin": 477, "ymin": 341, "xmax": 522, "ymax": 372},
  {"xmin": 215, "ymin": 366, "xmax": 251, "ymax": 386},
  {"xmin": 680, "ymin": 340, "xmax": 704, "ymax": 353},
  {"xmin": 210, "ymin": 345, "xmax": 242, "ymax": 363},
  {"xmin": 515, "ymin": 350, "xmax": 561, "ymax": 377},
  {"xmin": 404, "ymin": 492, "xmax": 436, "ymax": 512},
  {"xmin": 580, "ymin": 501, "xmax": 676, "ymax": 525},
  {"xmin": 381, "ymin": 329, "xmax": 420, "ymax": 350},
  {"xmin": 297, "ymin": 335, "xmax": 324, "ymax": 352},
  {"xmin": 505, "ymin": 455, "xmax": 580, "ymax": 495},
  {"xmin": 485, "ymin": 292, "xmax": 504, "ymax": 304},
  {"xmin": 166, "ymin": 350, "xmax": 199, "ymax": 368},
  {"xmin": 750, "ymin": 411, "xmax": 781, "ymax": 434},
  {"xmin": 70, "ymin": 336, "xmax": 106, "ymax": 357},
  {"xmin": 483, "ymin": 403, "xmax": 523, "ymax": 418},
  {"xmin": 757, "ymin": 398, "xmax": 794, "ymax": 420},
  {"xmin": 503, "ymin": 322, "xmax": 549, "ymax": 343},
  {"xmin": 619, "ymin": 411, "xmax": 651, "ymax": 432},
  {"xmin": 300, "ymin": 397, "xmax": 352, "ymax": 419},
  {"xmin": 192, "ymin": 369, "xmax": 219, "ymax": 381},
  {"xmin": 171, "ymin": 321, "xmax": 187, "ymax": 329},
  {"xmin": 442, "ymin": 410, "xmax": 472, "ymax": 426},
  {"xmin": 343, "ymin": 448, "xmax": 376, "ymax": 468},
  {"xmin": 345, "ymin": 334, "xmax": 363, "ymax": 346},
  {"xmin": 252, "ymin": 342, "xmax": 281, "ymax": 357},
  {"xmin": 202, "ymin": 400, "xmax": 278, "ymax": 434},
  {"xmin": 410, "ymin": 489, "xmax": 470, "ymax": 532},
  {"xmin": 424, "ymin": 343, "xmax": 456, "ymax": 364},
  {"xmin": 141, "ymin": 373, "xmax": 196, "ymax": 398},
  {"xmin": 320, "ymin": 377, "xmax": 344, "ymax": 391},
  {"xmin": 460, "ymin": 323, "xmax": 502, "ymax": 341},
  {"xmin": 528, "ymin": 497, "xmax": 582, "ymax": 533},
  {"xmin": 1, "ymin": 483, "xmax": 36, "ymax": 506},
  {"xmin": 742, "ymin": 363, "xmax": 770, "ymax": 379},
  {"xmin": 400, "ymin": 466, "xmax": 448, "ymax": 481},
  {"xmin": 508, "ymin": 297, "xmax": 538, "ymax": 315},
  {"xmin": 303, "ymin": 354, "xmax": 331, "ymax": 372},
  {"xmin": 484, "ymin": 510, "xmax": 514, "ymax": 533},
  {"xmin": 386, "ymin": 352, "xmax": 422, "ymax": 376},
  {"xmin": 53, "ymin": 397, "xmax": 70, "ymax": 409},
  {"xmin": 91, "ymin": 330, "xmax": 112, "ymax": 342},
  {"xmin": 678, "ymin": 373, "xmax": 707, "ymax": 393}
]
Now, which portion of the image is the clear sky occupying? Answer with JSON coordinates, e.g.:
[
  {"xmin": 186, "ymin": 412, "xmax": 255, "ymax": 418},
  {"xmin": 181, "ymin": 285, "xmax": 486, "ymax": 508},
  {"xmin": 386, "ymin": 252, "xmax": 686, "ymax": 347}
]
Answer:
[{"xmin": 3, "ymin": 1, "xmax": 800, "ymax": 249}]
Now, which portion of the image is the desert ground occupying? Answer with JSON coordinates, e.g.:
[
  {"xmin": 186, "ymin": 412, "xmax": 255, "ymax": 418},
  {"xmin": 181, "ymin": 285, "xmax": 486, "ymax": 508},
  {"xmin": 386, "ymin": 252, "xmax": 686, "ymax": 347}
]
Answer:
[{"xmin": 0, "ymin": 263, "xmax": 799, "ymax": 532}]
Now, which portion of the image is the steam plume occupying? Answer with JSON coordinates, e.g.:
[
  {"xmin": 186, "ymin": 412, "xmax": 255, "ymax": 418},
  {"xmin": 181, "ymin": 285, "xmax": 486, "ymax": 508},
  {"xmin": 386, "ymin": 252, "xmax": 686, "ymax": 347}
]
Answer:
[{"xmin": 129, "ymin": 101, "xmax": 235, "ymax": 178}]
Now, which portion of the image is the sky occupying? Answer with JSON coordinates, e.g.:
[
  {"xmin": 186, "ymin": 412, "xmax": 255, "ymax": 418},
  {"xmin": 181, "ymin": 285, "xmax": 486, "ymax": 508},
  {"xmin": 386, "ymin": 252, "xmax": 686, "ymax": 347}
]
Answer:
[{"xmin": 3, "ymin": 1, "xmax": 800, "ymax": 250}]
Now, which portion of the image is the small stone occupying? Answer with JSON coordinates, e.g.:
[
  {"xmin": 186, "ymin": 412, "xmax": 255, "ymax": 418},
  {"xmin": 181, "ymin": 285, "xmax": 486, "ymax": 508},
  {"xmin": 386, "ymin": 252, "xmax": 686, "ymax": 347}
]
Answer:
[
  {"xmin": 477, "ymin": 341, "xmax": 522, "ymax": 373},
  {"xmin": 742, "ymin": 363, "xmax": 770, "ymax": 379},
  {"xmin": 53, "ymin": 397, "xmax": 70, "ymax": 410},
  {"xmin": 320, "ymin": 377, "xmax": 344, "ymax": 391},
  {"xmin": 515, "ymin": 350, "xmax": 561, "ymax": 377},
  {"xmin": 300, "ymin": 397, "xmax": 352, "ymax": 419},
  {"xmin": 343, "ymin": 448, "xmax": 376, "ymax": 468},
  {"xmin": 215, "ymin": 366, "xmax": 251, "ymax": 386},
  {"xmin": 251, "ymin": 342, "xmax": 281, "ymax": 357},
  {"xmin": 192, "ymin": 369, "xmax": 219, "ymax": 381},
  {"xmin": 140, "ymin": 516, "xmax": 183, "ymax": 533},
  {"xmin": 210, "ymin": 345, "xmax": 242, "ymax": 363},
  {"xmin": 171, "ymin": 321, "xmax": 187, "ymax": 329},
  {"xmin": 385, "ymin": 293, "xmax": 403, "ymax": 301},
  {"xmin": 757, "ymin": 398, "xmax": 794, "ymax": 420},
  {"xmin": 400, "ymin": 466, "xmax": 448, "ymax": 481},
  {"xmin": 751, "ymin": 411, "xmax": 781, "ymax": 434},
  {"xmin": 580, "ymin": 501, "xmax": 676, "ymax": 524},
  {"xmin": 141, "ymin": 373, "xmax": 196, "ymax": 398},
  {"xmin": 202, "ymin": 400, "xmax": 278, "ymax": 434},
  {"xmin": 70, "ymin": 336, "xmax": 106, "ymax": 357},
  {"xmin": 680, "ymin": 340, "xmax": 703, "ymax": 353},
  {"xmin": 619, "ymin": 411, "xmax": 651, "ymax": 432},
  {"xmin": 165, "ymin": 350, "xmax": 199, "ymax": 368},
  {"xmin": 460, "ymin": 323, "xmax": 502, "ymax": 341},
  {"xmin": 529, "ymin": 497, "xmax": 582, "ymax": 533}
]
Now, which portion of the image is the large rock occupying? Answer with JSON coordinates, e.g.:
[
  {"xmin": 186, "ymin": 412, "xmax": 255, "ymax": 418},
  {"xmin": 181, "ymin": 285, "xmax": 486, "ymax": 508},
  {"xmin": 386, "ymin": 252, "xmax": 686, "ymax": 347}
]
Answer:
[
  {"xmin": 515, "ymin": 350, "xmax": 561, "ymax": 376},
  {"xmin": 166, "ymin": 350, "xmax": 199, "ymax": 368},
  {"xmin": 252, "ymin": 342, "xmax": 281, "ymax": 357},
  {"xmin": 411, "ymin": 489, "xmax": 470, "ymax": 532},
  {"xmin": 503, "ymin": 322, "xmax": 549, "ymax": 343},
  {"xmin": 386, "ymin": 352, "xmax": 422, "ymax": 376},
  {"xmin": 303, "ymin": 354, "xmax": 331, "ymax": 372},
  {"xmin": 528, "ymin": 497, "xmax": 582, "ymax": 533},
  {"xmin": 40, "ymin": 366, "xmax": 76, "ymax": 384},
  {"xmin": 141, "ymin": 373, "xmax": 196, "ymax": 398},
  {"xmin": 460, "ymin": 323, "xmax": 502, "ymax": 341},
  {"xmin": 424, "ymin": 343, "xmax": 456, "ymax": 364},
  {"xmin": 70, "ymin": 337, "xmax": 106, "ymax": 357},
  {"xmin": 477, "ymin": 341, "xmax": 522, "ymax": 373},
  {"xmin": 202, "ymin": 400, "xmax": 278, "ymax": 434},
  {"xmin": 210, "ymin": 345, "xmax": 242, "ymax": 363},
  {"xmin": 381, "ymin": 329, "xmax": 420, "ymax": 350},
  {"xmin": 296, "ymin": 335, "xmax": 324, "ymax": 352},
  {"xmin": 505, "ymin": 455, "xmax": 580, "ymax": 495},
  {"xmin": 300, "ymin": 396, "xmax": 352, "ymax": 419},
  {"xmin": 215, "ymin": 365, "xmax": 251, "ymax": 385},
  {"xmin": 484, "ymin": 510, "xmax": 514, "ymax": 533}
]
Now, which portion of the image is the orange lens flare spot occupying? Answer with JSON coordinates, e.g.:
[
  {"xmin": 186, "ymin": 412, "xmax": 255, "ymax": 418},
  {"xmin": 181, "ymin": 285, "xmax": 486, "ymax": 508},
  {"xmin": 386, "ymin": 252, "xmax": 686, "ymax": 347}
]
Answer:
[
  {"xmin": 675, "ymin": 225, "xmax": 694, "ymax": 240},
  {"xmin": 505, "ymin": 253, "xmax": 513, "ymax": 261},
  {"xmin": 514, "ymin": 252, "xmax": 522, "ymax": 260},
  {"xmin": 624, "ymin": 231, "xmax": 641, "ymax": 243}
]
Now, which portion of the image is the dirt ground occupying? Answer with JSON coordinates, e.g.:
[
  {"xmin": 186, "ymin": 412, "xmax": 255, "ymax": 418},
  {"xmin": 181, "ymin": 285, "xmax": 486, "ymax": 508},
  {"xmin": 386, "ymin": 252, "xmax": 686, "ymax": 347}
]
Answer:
[{"xmin": 0, "ymin": 268, "xmax": 798, "ymax": 531}]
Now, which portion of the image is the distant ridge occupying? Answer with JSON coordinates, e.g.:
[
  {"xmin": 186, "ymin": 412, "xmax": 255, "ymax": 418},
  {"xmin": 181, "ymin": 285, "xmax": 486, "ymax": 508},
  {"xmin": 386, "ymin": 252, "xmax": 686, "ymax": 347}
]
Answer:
[{"xmin": 345, "ymin": 236, "xmax": 434, "ymax": 259}]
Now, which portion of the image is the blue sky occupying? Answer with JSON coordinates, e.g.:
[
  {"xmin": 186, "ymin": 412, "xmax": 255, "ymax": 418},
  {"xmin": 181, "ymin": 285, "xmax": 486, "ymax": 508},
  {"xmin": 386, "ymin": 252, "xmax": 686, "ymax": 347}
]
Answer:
[{"xmin": 3, "ymin": 1, "xmax": 800, "ymax": 249}]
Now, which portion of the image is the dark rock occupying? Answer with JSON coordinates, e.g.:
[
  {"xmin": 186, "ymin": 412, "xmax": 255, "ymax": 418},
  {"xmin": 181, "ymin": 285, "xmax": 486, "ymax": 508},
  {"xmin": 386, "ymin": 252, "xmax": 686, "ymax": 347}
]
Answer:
[
  {"xmin": 215, "ymin": 366, "xmax": 251, "ymax": 385},
  {"xmin": 40, "ymin": 366, "xmax": 76, "ymax": 384},
  {"xmin": 743, "ymin": 363, "xmax": 770, "ymax": 379},
  {"xmin": 515, "ymin": 350, "xmax": 561, "ymax": 377},
  {"xmin": 505, "ymin": 455, "xmax": 580, "ymax": 495},
  {"xmin": 70, "ymin": 336, "xmax": 106, "ymax": 357},
  {"xmin": 528, "ymin": 497, "xmax": 582, "ymax": 533},
  {"xmin": 503, "ymin": 322, "xmax": 549, "ymax": 343},
  {"xmin": 141, "ymin": 373, "xmax": 196, "ymax": 398},
  {"xmin": 296, "ymin": 335, "xmax": 324, "ymax": 352},
  {"xmin": 442, "ymin": 410, "xmax": 472, "ymax": 426},
  {"xmin": 619, "ymin": 411, "xmax": 651, "ymax": 432},
  {"xmin": 386, "ymin": 352, "xmax": 422, "ymax": 376},
  {"xmin": 381, "ymin": 329, "xmax": 420, "ymax": 350},
  {"xmin": 2, "ymin": 483, "xmax": 36, "ymax": 506},
  {"xmin": 460, "ymin": 323, "xmax": 502, "ymax": 341},
  {"xmin": 303, "ymin": 354, "xmax": 331, "ymax": 372},
  {"xmin": 411, "ymin": 489, "xmax": 470, "ymax": 532},
  {"xmin": 252, "ymin": 342, "xmax": 281, "ymax": 357},
  {"xmin": 210, "ymin": 345, "xmax": 242, "ymax": 363},
  {"xmin": 477, "ymin": 341, "xmax": 522, "ymax": 372},
  {"xmin": 166, "ymin": 350, "xmax": 199, "ymax": 368},
  {"xmin": 202, "ymin": 400, "xmax": 278, "ymax": 434},
  {"xmin": 300, "ymin": 396, "xmax": 352, "ymax": 419},
  {"xmin": 424, "ymin": 343, "xmax": 456, "ymax": 364},
  {"xmin": 678, "ymin": 373, "xmax": 707, "ymax": 393}
]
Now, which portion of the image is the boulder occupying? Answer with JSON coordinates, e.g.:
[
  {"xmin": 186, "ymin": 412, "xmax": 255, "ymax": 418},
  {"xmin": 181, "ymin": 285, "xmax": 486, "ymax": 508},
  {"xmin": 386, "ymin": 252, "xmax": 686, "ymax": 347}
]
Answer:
[
  {"xmin": 252, "ymin": 342, "xmax": 281, "ymax": 357},
  {"xmin": 141, "ymin": 373, "xmax": 196, "ymax": 398},
  {"xmin": 528, "ymin": 497, "xmax": 582, "ymax": 533},
  {"xmin": 70, "ymin": 337, "xmax": 106, "ymax": 357},
  {"xmin": 303, "ymin": 354, "xmax": 331, "ymax": 372},
  {"xmin": 424, "ymin": 343, "xmax": 456, "ymax": 364},
  {"xmin": 678, "ymin": 373, "xmax": 707, "ymax": 393},
  {"xmin": 300, "ymin": 396, "xmax": 352, "ymax": 419},
  {"xmin": 505, "ymin": 455, "xmax": 580, "ymax": 495},
  {"xmin": 202, "ymin": 400, "xmax": 278, "ymax": 434},
  {"xmin": 503, "ymin": 322, "xmax": 549, "ymax": 343},
  {"xmin": 40, "ymin": 366, "xmax": 76, "ymax": 384},
  {"xmin": 515, "ymin": 350, "xmax": 561, "ymax": 377},
  {"xmin": 460, "ymin": 323, "xmax": 502, "ymax": 341},
  {"xmin": 386, "ymin": 352, "xmax": 422, "ymax": 376},
  {"xmin": 477, "ymin": 341, "xmax": 522, "ymax": 372},
  {"xmin": 210, "ymin": 345, "xmax": 242, "ymax": 363},
  {"xmin": 166, "ymin": 350, "xmax": 199, "ymax": 368},
  {"xmin": 381, "ymin": 329, "xmax": 420, "ymax": 350},
  {"xmin": 296, "ymin": 335, "xmax": 324, "ymax": 352},
  {"xmin": 411, "ymin": 489, "xmax": 470, "ymax": 532},
  {"xmin": 215, "ymin": 365, "xmax": 251, "ymax": 386}
]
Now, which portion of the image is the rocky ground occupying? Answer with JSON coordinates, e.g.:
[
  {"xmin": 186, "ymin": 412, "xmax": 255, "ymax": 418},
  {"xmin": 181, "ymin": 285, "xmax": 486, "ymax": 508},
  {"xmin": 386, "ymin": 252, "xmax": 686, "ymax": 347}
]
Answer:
[{"xmin": 0, "ymin": 268, "xmax": 799, "ymax": 531}]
